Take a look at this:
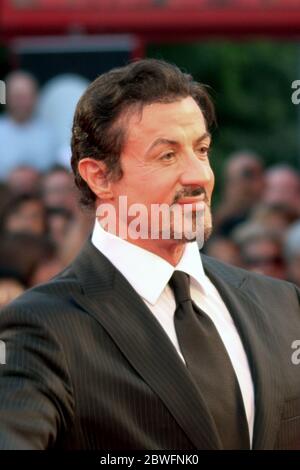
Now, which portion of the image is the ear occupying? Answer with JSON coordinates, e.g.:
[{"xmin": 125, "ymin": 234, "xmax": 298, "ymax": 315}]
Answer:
[{"xmin": 78, "ymin": 158, "xmax": 113, "ymax": 200}]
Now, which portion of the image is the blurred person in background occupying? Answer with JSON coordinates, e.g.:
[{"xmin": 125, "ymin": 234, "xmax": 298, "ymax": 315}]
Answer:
[
  {"xmin": 0, "ymin": 71, "xmax": 58, "ymax": 180},
  {"xmin": 0, "ymin": 183, "xmax": 12, "ymax": 214},
  {"xmin": 40, "ymin": 165, "xmax": 79, "ymax": 215},
  {"xmin": 40, "ymin": 165, "xmax": 94, "ymax": 263},
  {"xmin": 0, "ymin": 193, "xmax": 48, "ymax": 237},
  {"xmin": 0, "ymin": 268, "xmax": 26, "ymax": 309},
  {"xmin": 249, "ymin": 203, "xmax": 299, "ymax": 234},
  {"xmin": 0, "ymin": 232, "xmax": 62, "ymax": 290},
  {"xmin": 284, "ymin": 220, "xmax": 300, "ymax": 287},
  {"xmin": 203, "ymin": 236, "xmax": 243, "ymax": 267},
  {"xmin": 7, "ymin": 166, "xmax": 41, "ymax": 196},
  {"xmin": 263, "ymin": 164, "xmax": 300, "ymax": 217},
  {"xmin": 58, "ymin": 208, "xmax": 95, "ymax": 265},
  {"xmin": 29, "ymin": 256, "xmax": 64, "ymax": 287},
  {"xmin": 46, "ymin": 206, "xmax": 73, "ymax": 249},
  {"xmin": 214, "ymin": 150, "xmax": 265, "ymax": 236},
  {"xmin": 233, "ymin": 223, "xmax": 286, "ymax": 279}
]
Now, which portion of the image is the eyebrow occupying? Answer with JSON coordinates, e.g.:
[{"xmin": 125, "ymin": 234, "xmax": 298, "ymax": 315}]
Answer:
[{"xmin": 146, "ymin": 131, "xmax": 211, "ymax": 155}]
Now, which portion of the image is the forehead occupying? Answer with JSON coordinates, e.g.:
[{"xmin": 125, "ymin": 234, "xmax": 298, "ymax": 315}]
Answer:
[
  {"xmin": 123, "ymin": 96, "xmax": 207, "ymax": 148},
  {"xmin": 229, "ymin": 157, "xmax": 262, "ymax": 174},
  {"xmin": 8, "ymin": 77, "xmax": 36, "ymax": 94},
  {"xmin": 268, "ymin": 171, "xmax": 299, "ymax": 186}
]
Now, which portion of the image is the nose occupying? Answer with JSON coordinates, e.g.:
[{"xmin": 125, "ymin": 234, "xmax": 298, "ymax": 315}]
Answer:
[{"xmin": 179, "ymin": 152, "xmax": 214, "ymax": 188}]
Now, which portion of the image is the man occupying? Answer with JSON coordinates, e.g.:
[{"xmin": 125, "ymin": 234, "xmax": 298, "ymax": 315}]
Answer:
[
  {"xmin": 263, "ymin": 164, "xmax": 300, "ymax": 217},
  {"xmin": 233, "ymin": 224, "xmax": 286, "ymax": 280},
  {"xmin": 40, "ymin": 165, "xmax": 79, "ymax": 215},
  {"xmin": 214, "ymin": 150, "xmax": 265, "ymax": 236},
  {"xmin": 0, "ymin": 59, "xmax": 299, "ymax": 450},
  {"xmin": 0, "ymin": 71, "xmax": 57, "ymax": 180}
]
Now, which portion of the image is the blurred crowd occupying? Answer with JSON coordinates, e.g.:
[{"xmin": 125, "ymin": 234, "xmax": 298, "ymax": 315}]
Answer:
[
  {"xmin": 0, "ymin": 71, "xmax": 94, "ymax": 308},
  {"xmin": 204, "ymin": 151, "xmax": 300, "ymax": 288},
  {"xmin": 0, "ymin": 70, "xmax": 300, "ymax": 309}
]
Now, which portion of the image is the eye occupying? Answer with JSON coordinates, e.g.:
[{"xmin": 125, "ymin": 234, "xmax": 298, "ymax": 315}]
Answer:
[
  {"xmin": 196, "ymin": 146, "xmax": 210, "ymax": 157},
  {"xmin": 160, "ymin": 152, "xmax": 176, "ymax": 161}
]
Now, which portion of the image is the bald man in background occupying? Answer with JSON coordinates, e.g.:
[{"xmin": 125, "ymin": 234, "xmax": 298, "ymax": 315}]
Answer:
[{"xmin": 0, "ymin": 71, "xmax": 58, "ymax": 180}]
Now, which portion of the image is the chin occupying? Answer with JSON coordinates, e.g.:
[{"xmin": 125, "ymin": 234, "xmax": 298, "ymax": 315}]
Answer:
[
  {"xmin": 167, "ymin": 224, "xmax": 212, "ymax": 245},
  {"xmin": 204, "ymin": 225, "xmax": 213, "ymax": 243}
]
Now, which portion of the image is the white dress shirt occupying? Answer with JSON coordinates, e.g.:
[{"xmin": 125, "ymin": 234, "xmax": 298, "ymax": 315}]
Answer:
[{"xmin": 92, "ymin": 219, "xmax": 255, "ymax": 444}]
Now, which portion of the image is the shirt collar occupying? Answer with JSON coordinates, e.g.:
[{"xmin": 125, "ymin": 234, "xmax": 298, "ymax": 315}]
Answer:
[{"xmin": 91, "ymin": 219, "xmax": 206, "ymax": 305}]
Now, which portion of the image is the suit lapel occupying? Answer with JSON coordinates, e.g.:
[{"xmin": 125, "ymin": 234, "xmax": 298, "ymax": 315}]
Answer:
[
  {"xmin": 71, "ymin": 240, "xmax": 222, "ymax": 450},
  {"xmin": 202, "ymin": 257, "xmax": 284, "ymax": 450}
]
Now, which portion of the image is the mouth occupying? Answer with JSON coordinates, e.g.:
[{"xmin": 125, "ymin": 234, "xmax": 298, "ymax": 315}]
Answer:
[
  {"xmin": 176, "ymin": 195, "xmax": 206, "ymax": 205},
  {"xmin": 173, "ymin": 197, "xmax": 206, "ymax": 214}
]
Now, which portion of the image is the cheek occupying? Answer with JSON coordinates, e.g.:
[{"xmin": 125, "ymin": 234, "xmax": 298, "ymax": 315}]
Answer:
[
  {"xmin": 151, "ymin": 172, "xmax": 181, "ymax": 204},
  {"xmin": 207, "ymin": 167, "xmax": 215, "ymax": 195},
  {"xmin": 137, "ymin": 169, "xmax": 179, "ymax": 198}
]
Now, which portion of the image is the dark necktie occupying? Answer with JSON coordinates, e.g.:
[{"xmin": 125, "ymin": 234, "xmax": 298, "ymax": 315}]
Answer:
[{"xmin": 169, "ymin": 270, "xmax": 250, "ymax": 449}]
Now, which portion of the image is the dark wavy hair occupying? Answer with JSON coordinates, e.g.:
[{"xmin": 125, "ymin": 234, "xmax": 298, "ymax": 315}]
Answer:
[{"xmin": 71, "ymin": 58, "xmax": 216, "ymax": 208}]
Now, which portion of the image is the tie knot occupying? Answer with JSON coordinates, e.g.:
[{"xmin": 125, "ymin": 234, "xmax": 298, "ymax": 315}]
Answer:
[{"xmin": 169, "ymin": 270, "xmax": 192, "ymax": 305}]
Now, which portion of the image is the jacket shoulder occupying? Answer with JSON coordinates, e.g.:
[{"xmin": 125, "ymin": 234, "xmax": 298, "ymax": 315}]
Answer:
[
  {"xmin": 201, "ymin": 253, "xmax": 300, "ymax": 310},
  {"xmin": 201, "ymin": 253, "xmax": 300, "ymax": 293}
]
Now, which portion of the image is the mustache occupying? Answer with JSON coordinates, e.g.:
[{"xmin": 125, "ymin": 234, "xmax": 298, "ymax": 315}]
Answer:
[{"xmin": 173, "ymin": 187, "xmax": 209, "ymax": 205}]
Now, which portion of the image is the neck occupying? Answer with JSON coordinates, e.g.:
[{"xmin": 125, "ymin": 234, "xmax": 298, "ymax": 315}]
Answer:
[
  {"xmin": 124, "ymin": 236, "xmax": 186, "ymax": 266},
  {"xmin": 97, "ymin": 216, "xmax": 186, "ymax": 266}
]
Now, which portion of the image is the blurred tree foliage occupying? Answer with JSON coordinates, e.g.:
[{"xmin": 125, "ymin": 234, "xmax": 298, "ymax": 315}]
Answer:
[{"xmin": 147, "ymin": 41, "xmax": 300, "ymax": 204}]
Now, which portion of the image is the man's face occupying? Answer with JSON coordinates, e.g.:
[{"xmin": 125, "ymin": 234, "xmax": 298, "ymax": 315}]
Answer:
[
  {"xmin": 7, "ymin": 76, "xmax": 37, "ymax": 123},
  {"xmin": 242, "ymin": 239, "xmax": 286, "ymax": 280},
  {"xmin": 42, "ymin": 171, "xmax": 78, "ymax": 213},
  {"xmin": 5, "ymin": 200, "xmax": 46, "ymax": 236},
  {"xmin": 263, "ymin": 170, "xmax": 300, "ymax": 215},
  {"xmin": 106, "ymin": 97, "xmax": 214, "ymax": 245},
  {"xmin": 226, "ymin": 156, "xmax": 264, "ymax": 207}
]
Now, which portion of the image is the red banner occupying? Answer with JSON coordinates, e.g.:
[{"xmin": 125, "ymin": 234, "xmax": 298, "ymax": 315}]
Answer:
[
  {"xmin": 2, "ymin": 0, "xmax": 300, "ymax": 38},
  {"xmin": 6, "ymin": 0, "xmax": 300, "ymax": 10}
]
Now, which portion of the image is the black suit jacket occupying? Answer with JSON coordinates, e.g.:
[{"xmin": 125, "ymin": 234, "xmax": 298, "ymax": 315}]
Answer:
[{"xmin": 0, "ymin": 239, "xmax": 299, "ymax": 450}]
